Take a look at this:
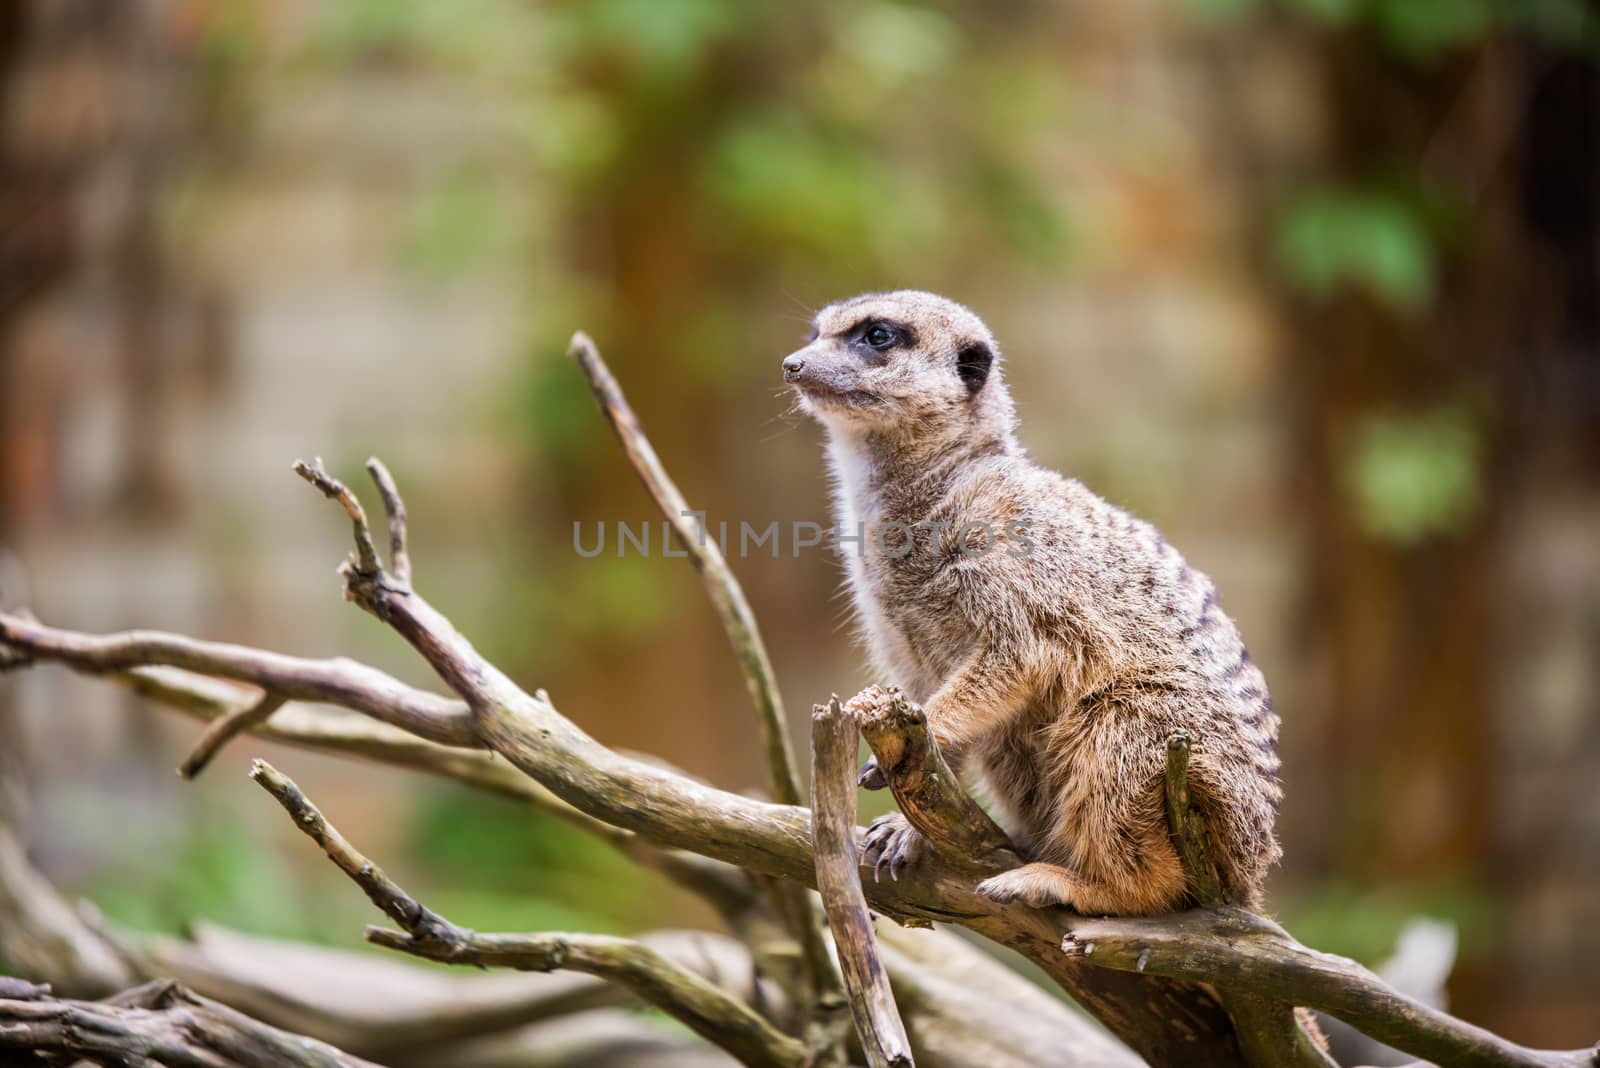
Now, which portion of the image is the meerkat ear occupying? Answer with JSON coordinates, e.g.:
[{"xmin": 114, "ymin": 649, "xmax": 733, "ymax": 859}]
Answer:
[{"xmin": 956, "ymin": 341, "xmax": 993, "ymax": 395}]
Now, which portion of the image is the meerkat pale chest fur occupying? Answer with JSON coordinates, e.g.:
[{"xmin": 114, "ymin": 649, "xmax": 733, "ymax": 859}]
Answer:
[{"xmin": 784, "ymin": 290, "xmax": 1283, "ymax": 914}]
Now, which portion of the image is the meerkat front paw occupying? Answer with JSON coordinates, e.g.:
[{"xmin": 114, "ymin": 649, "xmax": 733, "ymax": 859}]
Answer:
[
  {"xmin": 861, "ymin": 812, "xmax": 924, "ymax": 881},
  {"xmin": 975, "ymin": 863, "xmax": 1080, "ymax": 910}
]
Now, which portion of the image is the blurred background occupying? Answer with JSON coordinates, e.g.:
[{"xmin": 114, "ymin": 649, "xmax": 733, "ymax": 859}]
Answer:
[{"xmin": 0, "ymin": 0, "xmax": 1595, "ymax": 1051}]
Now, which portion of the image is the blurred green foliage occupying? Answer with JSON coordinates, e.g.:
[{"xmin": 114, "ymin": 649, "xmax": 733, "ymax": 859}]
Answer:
[
  {"xmin": 1276, "ymin": 186, "xmax": 1438, "ymax": 313},
  {"xmin": 406, "ymin": 782, "xmax": 652, "ymax": 934},
  {"xmin": 1280, "ymin": 875, "xmax": 1500, "ymax": 967},
  {"xmin": 80, "ymin": 780, "xmax": 673, "ymax": 947},
  {"xmin": 1186, "ymin": 0, "xmax": 1595, "ymax": 56},
  {"xmin": 88, "ymin": 814, "xmax": 327, "ymax": 941},
  {"xmin": 1342, "ymin": 404, "xmax": 1484, "ymax": 544},
  {"xmin": 399, "ymin": 163, "xmax": 523, "ymax": 278}
]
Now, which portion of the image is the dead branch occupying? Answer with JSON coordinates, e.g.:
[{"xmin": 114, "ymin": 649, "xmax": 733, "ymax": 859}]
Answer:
[
  {"xmin": 141, "ymin": 923, "xmax": 775, "ymax": 1062},
  {"xmin": 1162, "ymin": 731, "xmax": 1331, "ymax": 1068},
  {"xmin": 846, "ymin": 686, "xmax": 1019, "ymax": 874},
  {"xmin": 293, "ymin": 456, "xmax": 384, "ymax": 579},
  {"xmin": 250, "ymin": 759, "xmax": 808, "ymax": 1068},
  {"xmin": 569, "ymin": 331, "xmax": 800, "ymax": 809},
  {"xmin": 0, "ymin": 978, "xmax": 378, "ymax": 1067},
  {"xmin": 0, "ymin": 613, "xmax": 477, "ymax": 747},
  {"xmin": 0, "ymin": 471, "xmax": 1246, "ymax": 1065},
  {"xmin": 365, "ymin": 457, "xmax": 413, "ymax": 587},
  {"xmin": 1061, "ymin": 906, "xmax": 1598, "ymax": 1068},
  {"xmin": 811, "ymin": 696, "xmax": 914, "ymax": 1068},
  {"xmin": 176, "ymin": 692, "xmax": 287, "ymax": 779},
  {"xmin": 571, "ymin": 332, "xmax": 842, "ymax": 1014}
]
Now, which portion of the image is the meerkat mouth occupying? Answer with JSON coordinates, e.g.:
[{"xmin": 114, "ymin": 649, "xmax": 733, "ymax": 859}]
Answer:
[{"xmin": 794, "ymin": 381, "xmax": 878, "ymax": 409}]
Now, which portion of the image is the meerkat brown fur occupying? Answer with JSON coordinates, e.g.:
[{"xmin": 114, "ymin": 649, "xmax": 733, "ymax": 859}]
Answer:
[{"xmin": 784, "ymin": 291, "xmax": 1283, "ymax": 914}]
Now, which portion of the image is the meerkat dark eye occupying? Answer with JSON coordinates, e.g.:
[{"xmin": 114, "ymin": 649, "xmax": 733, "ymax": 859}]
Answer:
[{"xmin": 864, "ymin": 324, "xmax": 895, "ymax": 349}]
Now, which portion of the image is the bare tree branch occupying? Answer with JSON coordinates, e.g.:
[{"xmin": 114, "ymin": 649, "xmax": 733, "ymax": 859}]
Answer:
[
  {"xmin": 176, "ymin": 691, "xmax": 287, "ymax": 780},
  {"xmin": 1061, "ymin": 907, "xmax": 1598, "ymax": 1068},
  {"xmin": 1161, "ymin": 731, "xmax": 1334, "ymax": 1068},
  {"xmin": 812, "ymin": 696, "xmax": 914, "ymax": 1068},
  {"xmin": 0, "ymin": 612, "xmax": 478, "ymax": 748},
  {"xmin": 0, "ymin": 472, "xmax": 1251, "ymax": 1064},
  {"xmin": 568, "ymin": 330, "xmax": 802, "ymax": 810},
  {"xmin": 847, "ymin": 686, "xmax": 1019, "ymax": 874},
  {"xmin": 293, "ymin": 457, "xmax": 384, "ymax": 579},
  {"xmin": 250, "ymin": 760, "xmax": 808, "ymax": 1068},
  {"xmin": 0, "ymin": 978, "xmax": 379, "ymax": 1068},
  {"xmin": 141, "ymin": 922, "xmax": 777, "ymax": 1062},
  {"xmin": 365, "ymin": 456, "xmax": 412, "ymax": 587}
]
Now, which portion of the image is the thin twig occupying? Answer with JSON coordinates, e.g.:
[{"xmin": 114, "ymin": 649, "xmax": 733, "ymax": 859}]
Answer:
[
  {"xmin": 249, "ymin": 761, "xmax": 446, "ymax": 936},
  {"xmin": 568, "ymin": 332, "xmax": 800, "ymax": 808},
  {"xmin": 0, "ymin": 611, "xmax": 478, "ymax": 748},
  {"xmin": 250, "ymin": 760, "xmax": 807, "ymax": 1068},
  {"xmin": 293, "ymin": 458, "xmax": 382, "ymax": 577},
  {"xmin": 364, "ymin": 457, "xmax": 412, "ymax": 586},
  {"xmin": 177, "ymin": 692, "xmax": 287, "ymax": 779},
  {"xmin": 812, "ymin": 697, "xmax": 914, "ymax": 1068},
  {"xmin": 567, "ymin": 336, "xmax": 842, "ymax": 1014}
]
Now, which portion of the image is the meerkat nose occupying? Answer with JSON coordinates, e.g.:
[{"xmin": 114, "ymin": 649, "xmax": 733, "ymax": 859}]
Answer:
[{"xmin": 782, "ymin": 354, "xmax": 806, "ymax": 380}]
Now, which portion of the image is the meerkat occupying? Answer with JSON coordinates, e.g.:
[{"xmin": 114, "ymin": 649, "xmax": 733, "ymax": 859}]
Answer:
[{"xmin": 783, "ymin": 290, "xmax": 1283, "ymax": 915}]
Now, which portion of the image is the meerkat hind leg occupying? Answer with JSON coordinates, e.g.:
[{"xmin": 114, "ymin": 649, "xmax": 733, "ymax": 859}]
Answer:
[{"xmin": 975, "ymin": 862, "xmax": 1083, "ymax": 909}]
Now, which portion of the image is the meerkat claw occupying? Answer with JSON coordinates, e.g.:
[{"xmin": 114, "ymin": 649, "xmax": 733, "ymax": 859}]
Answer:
[
  {"xmin": 861, "ymin": 813, "xmax": 922, "ymax": 883},
  {"xmin": 858, "ymin": 756, "xmax": 887, "ymax": 790}
]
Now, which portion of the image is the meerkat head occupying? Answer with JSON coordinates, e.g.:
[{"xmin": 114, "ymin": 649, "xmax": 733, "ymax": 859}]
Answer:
[{"xmin": 782, "ymin": 290, "xmax": 1016, "ymax": 447}]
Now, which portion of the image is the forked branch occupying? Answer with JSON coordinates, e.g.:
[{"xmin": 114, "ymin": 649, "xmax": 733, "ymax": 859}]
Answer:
[
  {"xmin": 250, "ymin": 760, "xmax": 808, "ymax": 1068},
  {"xmin": 0, "ymin": 465, "xmax": 1250, "ymax": 1066}
]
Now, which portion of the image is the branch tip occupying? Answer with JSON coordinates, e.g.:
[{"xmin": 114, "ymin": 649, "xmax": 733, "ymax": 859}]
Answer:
[
  {"xmin": 363, "ymin": 457, "xmax": 412, "ymax": 585},
  {"xmin": 567, "ymin": 330, "xmax": 597, "ymax": 359},
  {"xmin": 294, "ymin": 457, "xmax": 385, "ymax": 580},
  {"xmin": 178, "ymin": 692, "xmax": 287, "ymax": 780}
]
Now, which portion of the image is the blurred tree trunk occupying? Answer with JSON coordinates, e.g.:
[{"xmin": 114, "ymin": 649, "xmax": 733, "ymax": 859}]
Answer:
[{"xmin": 1273, "ymin": 26, "xmax": 1599, "ymax": 1041}]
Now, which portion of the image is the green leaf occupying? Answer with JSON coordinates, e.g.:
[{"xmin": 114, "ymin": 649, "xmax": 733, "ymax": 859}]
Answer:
[
  {"xmin": 1276, "ymin": 186, "xmax": 1436, "ymax": 312},
  {"xmin": 1342, "ymin": 405, "xmax": 1483, "ymax": 544},
  {"xmin": 1374, "ymin": 0, "xmax": 1492, "ymax": 57}
]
